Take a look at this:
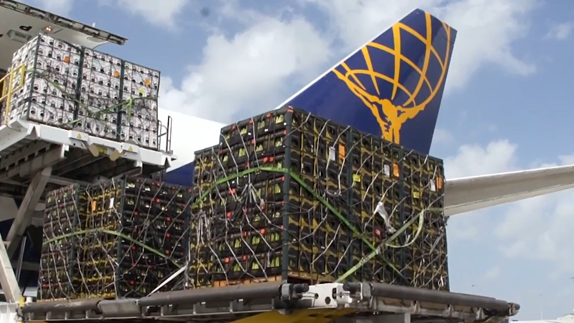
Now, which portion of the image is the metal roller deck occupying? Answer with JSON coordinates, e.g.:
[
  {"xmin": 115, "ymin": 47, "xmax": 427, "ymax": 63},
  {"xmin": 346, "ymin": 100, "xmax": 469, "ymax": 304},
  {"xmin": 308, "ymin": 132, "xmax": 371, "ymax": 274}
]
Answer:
[{"xmin": 18, "ymin": 282, "xmax": 519, "ymax": 323}]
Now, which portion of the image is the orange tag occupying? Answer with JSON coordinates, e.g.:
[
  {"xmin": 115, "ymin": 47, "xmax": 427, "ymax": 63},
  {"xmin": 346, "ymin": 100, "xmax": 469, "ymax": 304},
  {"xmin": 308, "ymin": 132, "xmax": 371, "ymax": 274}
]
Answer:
[
  {"xmin": 64, "ymin": 56, "xmax": 70, "ymax": 63},
  {"xmin": 114, "ymin": 70, "xmax": 120, "ymax": 78},
  {"xmin": 144, "ymin": 79, "xmax": 150, "ymax": 86},
  {"xmin": 392, "ymin": 163, "xmax": 399, "ymax": 177},
  {"xmin": 437, "ymin": 177, "xmax": 443, "ymax": 190},
  {"xmin": 91, "ymin": 200, "xmax": 96, "ymax": 211},
  {"xmin": 338, "ymin": 145, "xmax": 345, "ymax": 160}
]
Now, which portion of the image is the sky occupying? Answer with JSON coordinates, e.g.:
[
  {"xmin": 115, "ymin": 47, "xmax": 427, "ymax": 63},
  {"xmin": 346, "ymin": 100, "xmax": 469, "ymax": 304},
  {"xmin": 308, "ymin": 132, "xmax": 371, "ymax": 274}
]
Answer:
[{"xmin": 17, "ymin": 0, "xmax": 574, "ymax": 319}]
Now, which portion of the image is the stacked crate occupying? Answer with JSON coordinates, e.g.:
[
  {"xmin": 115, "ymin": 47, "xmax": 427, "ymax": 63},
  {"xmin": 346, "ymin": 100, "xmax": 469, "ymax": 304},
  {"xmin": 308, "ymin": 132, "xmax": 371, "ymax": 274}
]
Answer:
[
  {"xmin": 39, "ymin": 177, "xmax": 192, "ymax": 300},
  {"xmin": 38, "ymin": 185, "xmax": 86, "ymax": 301},
  {"xmin": 4, "ymin": 34, "xmax": 160, "ymax": 149},
  {"xmin": 188, "ymin": 106, "xmax": 449, "ymax": 290},
  {"xmin": 400, "ymin": 149, "xmax": 448, "ymax": 290},
  {"xmin": 187, "ymin": 145, "xmax": 218, "ymax": 287},
  {"xmin": 347, "ymin": 132, "xmax": 448, "ymax": 290}
]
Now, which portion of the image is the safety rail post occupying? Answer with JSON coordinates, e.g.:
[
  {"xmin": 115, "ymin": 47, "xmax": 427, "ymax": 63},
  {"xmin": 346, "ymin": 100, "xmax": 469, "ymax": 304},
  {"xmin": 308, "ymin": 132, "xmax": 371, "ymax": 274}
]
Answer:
[
  {"xmin": 166, "ymin": 115, "xmax": 172, "ymax": 153},
  {"xmin": 157, "ymin": 115, "xmax": 173, "ymax": 154},
  {"xmin": 0, "ymin": 64, "xmax": 27, "ymax": 125}
]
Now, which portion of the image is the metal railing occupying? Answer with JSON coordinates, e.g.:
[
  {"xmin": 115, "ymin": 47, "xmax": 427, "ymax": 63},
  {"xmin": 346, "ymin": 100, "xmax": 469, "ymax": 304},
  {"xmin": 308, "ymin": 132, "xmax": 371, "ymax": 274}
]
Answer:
[
  {"xmin": 158, "ymin": 115, "xmax": 173, "ymax": 154},
  {"xmin": 0, "ymin": 64, "xmax": 26, "ymax": 125}
]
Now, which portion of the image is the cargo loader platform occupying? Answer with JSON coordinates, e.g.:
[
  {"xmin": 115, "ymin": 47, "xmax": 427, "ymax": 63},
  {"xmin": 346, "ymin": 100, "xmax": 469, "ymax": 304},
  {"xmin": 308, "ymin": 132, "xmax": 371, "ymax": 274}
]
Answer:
[
  {"xmin": 0, "ymin": 117, "xmax": 172, "ymax": 189},
  {"xmin": 0, "ymin": 112, "xmax": 174, "ymax": 307},
  {"xmin": 0, "ymin": 33, "xmax": 175, "ymax": 303},
  {"xmin": 18, "ymin": 282, "xmax": 519, "ymax": 323}
]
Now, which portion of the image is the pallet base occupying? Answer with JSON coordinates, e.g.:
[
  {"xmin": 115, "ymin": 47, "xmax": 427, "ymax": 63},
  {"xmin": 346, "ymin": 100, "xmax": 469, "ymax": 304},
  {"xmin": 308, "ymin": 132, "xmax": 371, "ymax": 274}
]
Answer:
[{"xmin": 213, "ymin": 274, "xmax": 333, "ymax": 287}]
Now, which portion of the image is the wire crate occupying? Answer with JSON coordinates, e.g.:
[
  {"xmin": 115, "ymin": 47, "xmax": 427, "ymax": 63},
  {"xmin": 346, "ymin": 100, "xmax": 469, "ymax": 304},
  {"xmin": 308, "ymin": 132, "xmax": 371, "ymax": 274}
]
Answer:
[
  {"xmin": 38, "ymin": 184, "xmax": 86, "ymax": 301},
  {"xmin": 4, "ymin": 34, "xmax": 160, "ymax": 150},
  {"xmin": 187, "ymin": 106, "xmax": 449, "ymax": 290},
  {"xmin": 39, "ymin": 177, "xmax": 192, "ymax": 301}
]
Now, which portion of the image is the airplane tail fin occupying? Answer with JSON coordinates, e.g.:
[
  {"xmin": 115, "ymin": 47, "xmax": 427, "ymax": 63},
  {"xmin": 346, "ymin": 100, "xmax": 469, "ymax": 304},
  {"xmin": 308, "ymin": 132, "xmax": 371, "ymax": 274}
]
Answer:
[{"xmin": 281, "ymin": 9, "xmax": 457, "ymax": 154}]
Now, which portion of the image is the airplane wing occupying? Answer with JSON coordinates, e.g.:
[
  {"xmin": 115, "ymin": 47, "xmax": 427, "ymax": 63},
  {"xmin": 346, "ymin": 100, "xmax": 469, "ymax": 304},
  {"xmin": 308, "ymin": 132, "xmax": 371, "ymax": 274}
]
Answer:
[{"xmin": 444, "ymin": 164, "xmax": 574, "ymax": 216}]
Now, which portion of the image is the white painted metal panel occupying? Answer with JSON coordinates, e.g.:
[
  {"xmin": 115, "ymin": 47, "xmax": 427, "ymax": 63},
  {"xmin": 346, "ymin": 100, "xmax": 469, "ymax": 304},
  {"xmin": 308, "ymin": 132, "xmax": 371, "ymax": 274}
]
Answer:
[{"xmin": 158, "ymin": 108, "xmax": 224, "ymax": 171}]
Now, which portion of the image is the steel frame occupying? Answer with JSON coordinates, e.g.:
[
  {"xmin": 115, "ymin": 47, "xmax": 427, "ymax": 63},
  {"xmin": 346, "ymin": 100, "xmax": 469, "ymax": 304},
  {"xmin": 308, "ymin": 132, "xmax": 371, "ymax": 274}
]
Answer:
[{"xmin": 0, "ymin": 115, "xmax": 174, "ymax": 308}]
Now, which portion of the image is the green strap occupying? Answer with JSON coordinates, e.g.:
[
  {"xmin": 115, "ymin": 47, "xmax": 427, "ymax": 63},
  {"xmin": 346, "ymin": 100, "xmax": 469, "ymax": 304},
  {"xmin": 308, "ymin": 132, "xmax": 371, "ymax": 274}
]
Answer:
[
  {"xmin": 25, "ymin": 69, "xmax": 155, "ymax": 125},
  {"xmin": 193, "ymin": 166, "xmax": 430, "ymax": 280},
  {"xmin": 43, "ymin": 228, "xmax": 181, "ymax": 268},
  {"xmin": 335, "ymin": 209, "xmax": 424, "ymax": 282},
  {"xmin": 42, "ymin": 166, "xmax": 432, "ymax": 281}
]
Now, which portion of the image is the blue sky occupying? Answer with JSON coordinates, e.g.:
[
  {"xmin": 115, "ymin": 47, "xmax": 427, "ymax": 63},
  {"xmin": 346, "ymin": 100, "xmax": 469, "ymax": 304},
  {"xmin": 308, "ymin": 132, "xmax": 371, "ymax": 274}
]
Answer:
[{"xmin": 21, "ymin": 0, "xmax": 574, "ymax": 319}]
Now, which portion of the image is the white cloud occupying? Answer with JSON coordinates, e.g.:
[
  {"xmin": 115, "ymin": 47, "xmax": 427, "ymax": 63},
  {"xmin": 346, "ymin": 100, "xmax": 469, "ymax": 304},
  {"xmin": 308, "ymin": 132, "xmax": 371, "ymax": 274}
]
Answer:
[
  {"xmin": 482, "ymin": 152, "xmax": 574, "ymax": 273},
  {"xmin": 25, "ymin": 0, "xmax": 74, "ymax": 16},
  {"xmin": 160, "ymin": 0, "xmax": 540, "ymax": 124},
  {"xmin": 546, "ymin": 22, "xmax": 574, "ymax": 40},
  {"xmin": 432, "ymin": 128, "xmax": 454, "ymax": 145},
  {"xmin": 25, "ymin": 0, "xmax": 189, "ymax": 28},
  {"xmin": 444, "ymin": 140, "xmax": 519, "ymax": 178},
  {"xmin": 447, "ymin": 211, "xmax": 482, "ymax": 240},
  {"xmin": 483, "ymin": 266, "xmax": 501, "ymax": 281},
  {"xmin": 160, "ymin": 12, "xmax": 332, "ymax": 123},
  {"xmin": 494, "ymin": 169, "xmax": 574, "ymax": 274},
  {"xmin": 104, "ymin": 0, "xmax": 192, "ymax": 29},
  {"xmin": 443, "ymin": 138, "xmax": 574, "ymax": 275},
  {"xmin": 444, "ymin": 140, "xmax": 519, "ymax": 242},
  {"xmin": 299, "ymin": 0, "xmax": 538, "ymax": 91}
]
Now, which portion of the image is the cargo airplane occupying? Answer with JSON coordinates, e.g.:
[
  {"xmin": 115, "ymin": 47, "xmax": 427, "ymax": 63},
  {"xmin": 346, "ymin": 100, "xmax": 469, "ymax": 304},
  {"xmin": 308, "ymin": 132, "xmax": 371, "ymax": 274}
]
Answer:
[
  {"xmin": 161, "ymin": 8, "xmax": 574, "ymax": 217},
  {"xmin": 0, "ymin": 0, "xmax": 572, "ymax": 293}
]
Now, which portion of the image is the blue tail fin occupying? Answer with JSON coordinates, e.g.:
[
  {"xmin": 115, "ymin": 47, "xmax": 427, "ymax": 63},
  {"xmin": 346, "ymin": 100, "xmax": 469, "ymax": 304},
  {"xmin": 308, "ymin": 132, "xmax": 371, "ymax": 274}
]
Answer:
[{"xmin": 282, "ymin": 9, "xmax": 456, "ymax": 154}]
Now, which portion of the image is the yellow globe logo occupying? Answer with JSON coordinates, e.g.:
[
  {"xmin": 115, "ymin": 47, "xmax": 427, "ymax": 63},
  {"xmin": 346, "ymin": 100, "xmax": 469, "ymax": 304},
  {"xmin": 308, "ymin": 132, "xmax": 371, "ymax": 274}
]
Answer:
[{"xmin": 332, "ymin": 11, "xmax": 453, "ymax": 145}]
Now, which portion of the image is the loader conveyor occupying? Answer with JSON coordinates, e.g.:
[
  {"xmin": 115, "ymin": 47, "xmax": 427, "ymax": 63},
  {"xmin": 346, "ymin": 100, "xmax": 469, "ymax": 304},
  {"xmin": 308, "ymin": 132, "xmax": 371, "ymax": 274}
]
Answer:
[{"xmin": 19, "ymin": 282, "xmax": 520, "ymax": 323}]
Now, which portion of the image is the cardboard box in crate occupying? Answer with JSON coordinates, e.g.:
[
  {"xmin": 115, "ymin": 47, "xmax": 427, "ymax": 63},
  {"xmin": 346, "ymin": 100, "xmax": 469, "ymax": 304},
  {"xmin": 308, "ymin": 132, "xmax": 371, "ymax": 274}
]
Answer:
[
  {"xmin": 5, "ymin": 34, "xmax": 160, "ymax": 149},
  {"xmin": 188, "ymin": 106, "xmax": 449, "ymax": 290},
  {"xmin": 39, "ymin": 177, "xmax": 192, "ymax": 300}
]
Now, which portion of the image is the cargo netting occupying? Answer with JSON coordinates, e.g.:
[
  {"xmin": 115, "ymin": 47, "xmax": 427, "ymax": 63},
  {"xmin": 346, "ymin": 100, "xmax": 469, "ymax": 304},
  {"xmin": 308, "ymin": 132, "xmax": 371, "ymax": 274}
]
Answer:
[
  {"xmin": 38, "ymin": 107, "xmax": 449, "ymax": 302},
  {"xmin": 39, "ymin": 179, "xmax": 191, "ymax": 301},
  {"xmin": 189, "ymin": 107, "xmax": 449, "ymax": 290},
  {"xmin": 4, "ymin": 33, "xmax": 161, "ymax": 150}
]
